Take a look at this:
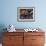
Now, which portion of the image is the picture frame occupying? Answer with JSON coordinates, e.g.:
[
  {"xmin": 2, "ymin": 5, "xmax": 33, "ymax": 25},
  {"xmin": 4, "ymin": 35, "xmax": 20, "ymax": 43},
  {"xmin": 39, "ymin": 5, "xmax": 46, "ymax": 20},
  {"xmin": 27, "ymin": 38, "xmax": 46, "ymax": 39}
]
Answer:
[{"xmin": 17, "ymin": 7, "xmax": 35, "ymax": 22}]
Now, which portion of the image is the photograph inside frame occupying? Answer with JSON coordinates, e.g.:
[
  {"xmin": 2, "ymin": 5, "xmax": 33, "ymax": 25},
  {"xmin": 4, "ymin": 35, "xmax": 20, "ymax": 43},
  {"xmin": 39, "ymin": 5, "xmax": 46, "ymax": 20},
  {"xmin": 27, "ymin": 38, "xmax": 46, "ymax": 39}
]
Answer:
[{"xmin": 20, "ymin": 9, "xmax": 33, "ymax": 19}]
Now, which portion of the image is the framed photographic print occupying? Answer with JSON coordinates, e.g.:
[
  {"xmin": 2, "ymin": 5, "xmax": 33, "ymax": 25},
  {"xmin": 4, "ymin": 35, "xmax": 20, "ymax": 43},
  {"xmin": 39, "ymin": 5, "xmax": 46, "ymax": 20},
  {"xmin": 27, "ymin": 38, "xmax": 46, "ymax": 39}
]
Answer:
[{"xmin": 17, "ymin": 7, "xmax": 35, "ymax": 22}]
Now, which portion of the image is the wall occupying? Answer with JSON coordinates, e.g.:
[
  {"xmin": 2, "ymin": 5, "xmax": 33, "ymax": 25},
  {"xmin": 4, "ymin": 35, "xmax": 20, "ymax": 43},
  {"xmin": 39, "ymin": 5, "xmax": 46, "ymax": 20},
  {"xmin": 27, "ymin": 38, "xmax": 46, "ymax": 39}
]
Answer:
[{"xmin": 0, "ymin": 0, "xmax": 46, "ymax": 29}]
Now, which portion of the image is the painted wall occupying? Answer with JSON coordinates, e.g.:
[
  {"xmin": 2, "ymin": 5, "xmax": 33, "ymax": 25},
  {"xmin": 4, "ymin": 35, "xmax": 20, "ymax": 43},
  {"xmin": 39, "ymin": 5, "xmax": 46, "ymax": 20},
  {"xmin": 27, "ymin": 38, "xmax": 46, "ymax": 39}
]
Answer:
[{"xmin": 0, "ymin": 0, "xmax": 46, "ymax": 29}]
